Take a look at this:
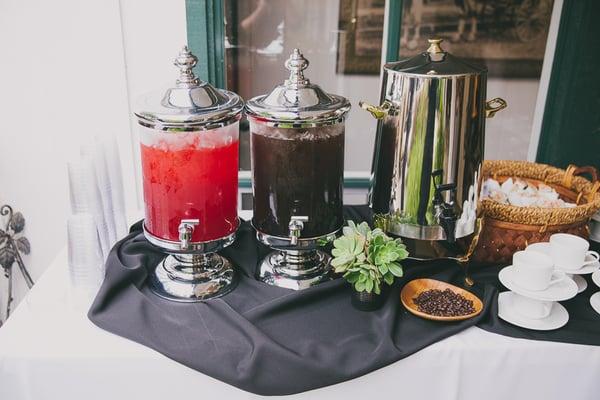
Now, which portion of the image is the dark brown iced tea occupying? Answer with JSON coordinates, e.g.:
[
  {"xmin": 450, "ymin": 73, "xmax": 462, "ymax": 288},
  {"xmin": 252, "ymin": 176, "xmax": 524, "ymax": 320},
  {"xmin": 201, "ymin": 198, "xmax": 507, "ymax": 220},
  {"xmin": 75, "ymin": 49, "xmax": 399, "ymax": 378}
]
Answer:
[{"xmin": 250, "ymin": 122, "xmax": 344, "ymax": 238}]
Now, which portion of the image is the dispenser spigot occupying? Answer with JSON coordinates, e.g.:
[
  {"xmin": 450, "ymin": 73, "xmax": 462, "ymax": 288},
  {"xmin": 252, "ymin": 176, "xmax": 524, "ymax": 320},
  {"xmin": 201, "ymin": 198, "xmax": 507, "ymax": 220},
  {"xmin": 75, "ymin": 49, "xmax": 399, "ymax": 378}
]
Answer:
[
  {"xmin": 431, "ymin": 170, "xmax": 458, "ymax": 243},
  {"xmin": 289, "ymin": 216, "xmax": 309, "ymax": 246},
  {"xmin": 178, "ymin": 219, "xmax": 200, "ymax": 250}
]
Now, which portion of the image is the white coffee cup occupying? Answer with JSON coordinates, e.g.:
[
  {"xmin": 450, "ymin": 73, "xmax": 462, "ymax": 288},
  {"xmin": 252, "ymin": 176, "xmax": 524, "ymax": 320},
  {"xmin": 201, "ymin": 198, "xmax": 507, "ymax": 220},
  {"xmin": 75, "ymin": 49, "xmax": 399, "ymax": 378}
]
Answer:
[
  {"xmin": 512, "ymin": 293, "xmax": 554, "ymax": 320},
  {"xmin": 549, "ymin": 233, "xmax": 600, "ymax": 270},
  {"xmin": 526, "ymin": 242, "xmax": 551, "ymax": 256},
  {"xmin": 513, "ymin": 250, "xmax": 566, "ymax": 291}
]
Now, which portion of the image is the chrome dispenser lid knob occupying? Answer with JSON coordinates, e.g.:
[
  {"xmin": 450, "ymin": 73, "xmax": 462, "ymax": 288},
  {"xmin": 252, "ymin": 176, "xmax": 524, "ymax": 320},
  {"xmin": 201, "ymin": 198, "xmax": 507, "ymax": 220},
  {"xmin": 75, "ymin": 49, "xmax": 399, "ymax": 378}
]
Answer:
[
  {"xmin": 284, "ymin": 49, "xmax": 310, "ymax": 86},
  {"xmin": 134, "ymin": 46, "xmax": 243, "ymax": 131},
  {"xmin": 245, "ymin": 48, "xmax": 350, "ymax": 127},
  {"xmin": 174, "ymin": 46, "xmax": 200, "ymax": 87}
]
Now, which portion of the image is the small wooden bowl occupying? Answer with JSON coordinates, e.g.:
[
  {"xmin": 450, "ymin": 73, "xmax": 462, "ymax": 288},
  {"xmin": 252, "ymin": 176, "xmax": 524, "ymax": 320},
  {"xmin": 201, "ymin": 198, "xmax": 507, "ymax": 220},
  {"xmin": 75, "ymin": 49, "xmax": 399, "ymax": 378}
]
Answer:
[{"xmin": 400, "ymin": 279, "xmax": 483, "ymax": 321}]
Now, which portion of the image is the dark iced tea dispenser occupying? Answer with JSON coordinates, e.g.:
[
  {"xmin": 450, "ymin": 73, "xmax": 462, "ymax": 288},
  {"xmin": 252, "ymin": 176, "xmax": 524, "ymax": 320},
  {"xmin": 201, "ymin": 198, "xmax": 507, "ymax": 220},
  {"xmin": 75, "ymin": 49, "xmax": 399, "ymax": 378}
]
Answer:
[{"xmin": 246, "ymin": 49, "xmax": 350, "ymax": 289}]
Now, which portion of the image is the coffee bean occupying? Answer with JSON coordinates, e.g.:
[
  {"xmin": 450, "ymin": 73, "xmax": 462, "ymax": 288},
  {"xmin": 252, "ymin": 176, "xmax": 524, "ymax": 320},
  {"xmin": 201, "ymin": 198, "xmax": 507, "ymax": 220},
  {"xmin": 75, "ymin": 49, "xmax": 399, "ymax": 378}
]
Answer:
[{"xmin": 413, "ymin": 288, "xmax": 475, "ymax": 317}]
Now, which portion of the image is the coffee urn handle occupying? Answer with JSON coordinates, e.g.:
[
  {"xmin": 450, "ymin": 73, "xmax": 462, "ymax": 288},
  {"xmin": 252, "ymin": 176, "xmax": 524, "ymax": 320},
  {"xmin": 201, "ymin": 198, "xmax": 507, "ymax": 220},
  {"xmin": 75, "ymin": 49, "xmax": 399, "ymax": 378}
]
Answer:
[
  {"xmin": 178, "ymin": 219, "xmax": 200, "ymax": 250},
  {"xmin": 358, "ymin": 100, "xmax": 391, "ymax": 120},
  {"xmin": 485, "ymin": 97, "xmax": 507, "ymax": 118},
  {"xmin": 289, "ymin": 216, "xmax": 309, "ymax": 245}
]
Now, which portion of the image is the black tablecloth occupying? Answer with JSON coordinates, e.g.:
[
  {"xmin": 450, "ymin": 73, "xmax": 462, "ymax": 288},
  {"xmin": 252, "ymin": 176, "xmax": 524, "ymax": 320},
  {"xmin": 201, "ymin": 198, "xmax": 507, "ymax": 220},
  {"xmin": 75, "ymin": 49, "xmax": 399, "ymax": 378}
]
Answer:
[{"xmin": 88, "ymin": 206, "xmax": 600, "ymax": 396}]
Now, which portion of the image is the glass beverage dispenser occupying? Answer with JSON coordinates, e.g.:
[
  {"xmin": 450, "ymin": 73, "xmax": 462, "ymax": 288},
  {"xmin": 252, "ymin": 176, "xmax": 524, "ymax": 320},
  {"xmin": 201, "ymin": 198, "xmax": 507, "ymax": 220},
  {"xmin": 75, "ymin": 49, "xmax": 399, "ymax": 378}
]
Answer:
[
  {"xmin": 246, "ymin": 49, "xmax": 350, "ymax": 289},
  {"xmin": 135, "ymin": 47, "xmax": 244, "ymax": 301}
]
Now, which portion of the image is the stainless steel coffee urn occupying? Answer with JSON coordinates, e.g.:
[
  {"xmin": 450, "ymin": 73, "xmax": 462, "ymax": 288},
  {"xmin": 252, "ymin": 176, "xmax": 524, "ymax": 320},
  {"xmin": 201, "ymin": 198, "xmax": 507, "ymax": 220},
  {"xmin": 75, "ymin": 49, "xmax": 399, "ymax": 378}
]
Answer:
[
  {"xmin": 246, "ymin": 49, "xmax": 350, "ymax": 289},
  {"xmin": 361, "ymin": 39, "xmax": 506, "ymax": 259}
]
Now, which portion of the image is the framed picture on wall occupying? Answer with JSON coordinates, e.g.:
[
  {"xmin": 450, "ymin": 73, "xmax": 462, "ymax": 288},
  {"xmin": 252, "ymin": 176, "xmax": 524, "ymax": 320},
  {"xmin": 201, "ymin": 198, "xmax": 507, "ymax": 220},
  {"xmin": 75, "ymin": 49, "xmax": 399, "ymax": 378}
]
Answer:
[
  {"xmin": 338, "ymin": 0, "xmax": 554, "ymax": 78},
  {"xmin": 337, "ymin": 0, "xmax": 385, "ymax": 75}
]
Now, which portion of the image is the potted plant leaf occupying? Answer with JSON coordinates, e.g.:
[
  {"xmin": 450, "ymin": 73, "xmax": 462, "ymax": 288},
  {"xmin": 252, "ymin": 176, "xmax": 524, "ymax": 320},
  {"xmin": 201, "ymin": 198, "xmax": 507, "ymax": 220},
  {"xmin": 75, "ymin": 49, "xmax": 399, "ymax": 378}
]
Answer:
[{"xmin": 331, "ymin": 221, "xmax": 408, "ymax": 311}]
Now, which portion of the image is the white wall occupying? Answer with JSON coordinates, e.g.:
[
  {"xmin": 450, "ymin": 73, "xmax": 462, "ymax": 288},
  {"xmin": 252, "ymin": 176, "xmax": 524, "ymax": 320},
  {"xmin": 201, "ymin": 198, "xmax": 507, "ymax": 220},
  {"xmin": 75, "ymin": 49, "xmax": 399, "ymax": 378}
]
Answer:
[
  {"xmin": 119, "ymin": 0, "xmax": 187, "ymax": 208},
  {"xmin": 0, "ymin": 0, "xmax": 186, "ymax": 318}
]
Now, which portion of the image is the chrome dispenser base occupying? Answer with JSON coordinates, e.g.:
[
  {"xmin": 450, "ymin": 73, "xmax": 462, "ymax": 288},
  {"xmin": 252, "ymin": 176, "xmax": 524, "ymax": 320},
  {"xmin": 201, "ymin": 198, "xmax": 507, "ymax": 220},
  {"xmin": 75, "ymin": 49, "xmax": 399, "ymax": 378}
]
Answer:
[
  {"xmin": 143, "ymin": 224, "xmax": 238, "ymax": 302},
  {"xmin": 254, "ymin": 224, "xmax": 338, "ymax": 290},
  {"xmin": 259, "ymin": 249, "xmax": 332, "ymax": 290},
  {"xmin": 149, "ymin": 252, "xmax": 237, "ymax": 302}
]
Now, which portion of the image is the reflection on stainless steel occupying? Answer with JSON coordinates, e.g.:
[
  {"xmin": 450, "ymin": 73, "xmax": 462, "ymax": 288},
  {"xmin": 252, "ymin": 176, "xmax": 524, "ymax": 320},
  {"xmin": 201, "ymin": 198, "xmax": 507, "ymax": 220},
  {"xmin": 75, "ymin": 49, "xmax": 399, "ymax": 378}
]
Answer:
[
  {"xmin": 150, "ymin": 252, "xmax": 237, "ymax": 302},
  {"xmin": 371, "ymin": 73, "xmax": 485, "ymax": 240},
  {"xmin": 259, "ymin": 248, "xmax": 332, "ymax": 290},
  {"xmin": 255, "ymin": 227, "xmax": 337, "ymax": 290},
  {"xmin": 365, "ymin": 39, "xmax": 505, "ymax": 246}
]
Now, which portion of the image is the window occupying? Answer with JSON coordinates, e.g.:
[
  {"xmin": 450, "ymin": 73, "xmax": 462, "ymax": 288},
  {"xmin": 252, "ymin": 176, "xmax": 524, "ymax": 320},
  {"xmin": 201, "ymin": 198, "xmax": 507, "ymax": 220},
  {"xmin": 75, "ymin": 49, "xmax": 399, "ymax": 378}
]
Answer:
[{"xmin": 223, "ymin": 0, "xmax": 385, "ymax": 174}]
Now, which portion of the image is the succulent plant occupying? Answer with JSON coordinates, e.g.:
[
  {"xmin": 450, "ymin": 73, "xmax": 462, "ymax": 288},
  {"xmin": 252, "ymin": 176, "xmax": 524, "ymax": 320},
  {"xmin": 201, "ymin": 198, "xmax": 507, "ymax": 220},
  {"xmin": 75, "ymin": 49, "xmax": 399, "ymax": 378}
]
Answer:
[{"xmin": 331, "ymin": 221, "xmax": 408, "ymax": 294}]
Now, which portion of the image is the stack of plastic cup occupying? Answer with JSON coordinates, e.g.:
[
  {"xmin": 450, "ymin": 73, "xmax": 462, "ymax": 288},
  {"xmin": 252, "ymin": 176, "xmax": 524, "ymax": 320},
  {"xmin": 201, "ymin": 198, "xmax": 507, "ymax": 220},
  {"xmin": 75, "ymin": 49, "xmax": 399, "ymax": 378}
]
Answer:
[
  {"xmin": 68, "ymin": 157, "xmax": 110, "ymax": 258},
  {"xmin": 103, "ymin": 136, "xmax": 128, "ymax": 240},
  {"xmin": 67, "ymin": 214, "xmax": 104, "ymax": 305},
  {"xmin": 66, "ymin": 135, "xmax": 130, "ymax": 308},
  {"xmin": 82, "ymin": 141, "xmax": 117, "ymax": 245}
]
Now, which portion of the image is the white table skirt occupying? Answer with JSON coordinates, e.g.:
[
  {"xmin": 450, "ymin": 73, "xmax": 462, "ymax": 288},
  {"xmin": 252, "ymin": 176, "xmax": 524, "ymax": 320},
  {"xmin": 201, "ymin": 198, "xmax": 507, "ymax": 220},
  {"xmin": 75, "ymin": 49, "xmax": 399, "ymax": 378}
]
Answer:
[{"xmin": 1, "ymin": 248, "xmax": 600, "ymax": 400}]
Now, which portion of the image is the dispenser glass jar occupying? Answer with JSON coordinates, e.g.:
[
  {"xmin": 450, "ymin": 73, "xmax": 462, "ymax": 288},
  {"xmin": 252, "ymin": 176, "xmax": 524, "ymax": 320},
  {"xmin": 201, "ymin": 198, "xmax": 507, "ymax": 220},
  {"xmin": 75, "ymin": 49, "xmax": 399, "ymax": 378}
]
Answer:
[
  {"xmin": 250, "ymin": 122, "xmax": 344, "ymax": 238},
  {"xmin": 135, "ymin": 46, "xmax": 243, "ymax": 245},
  {"xmin": 140, "ymin": 123, "xmax": 239, "ymax": 242},
  {"xmin": 246, "ymin": 49, "xmax": 349, "ymax": 240}
]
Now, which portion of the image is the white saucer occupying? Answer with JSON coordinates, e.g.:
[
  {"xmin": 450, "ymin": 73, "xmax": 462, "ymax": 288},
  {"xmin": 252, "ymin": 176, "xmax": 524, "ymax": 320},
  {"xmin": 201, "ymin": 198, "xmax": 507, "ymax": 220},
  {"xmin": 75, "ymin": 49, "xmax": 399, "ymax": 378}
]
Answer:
[
  {"xmin": 499, "ymin": 266, "xmax": 578, "ymax": 301},
  {"xmin": 555, "ymin": 254, "xmax": 600, "ymax": 275},
  {"xmin": 498, "ymin": 292, "xmax": 569, "ymax": 331},
  {"xmin": 592, "ymin": 269, "xmax": 600, "ymax": 288},
  {"xmin": 590, "ymin": 292, "xmax": 600, "ymax": 315},
  {"xmin": 568, "ymin": 274, "xmax": 588, "ymax": 293}
]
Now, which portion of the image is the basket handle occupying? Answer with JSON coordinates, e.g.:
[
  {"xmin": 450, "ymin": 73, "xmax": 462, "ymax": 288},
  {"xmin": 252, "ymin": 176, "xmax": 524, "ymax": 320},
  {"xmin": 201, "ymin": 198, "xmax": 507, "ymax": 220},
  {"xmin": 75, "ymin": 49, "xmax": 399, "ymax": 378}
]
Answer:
[
  {"xmin": 564, "ymin": 164, "xmax": 600, "ymax": 204},
  {"xmin": 563, "ymin": 164, "xmax": 599, "ymax": 188},
  {"xmin": 586, "ymin": 181, "xmax": 600, "ymax": 204}
]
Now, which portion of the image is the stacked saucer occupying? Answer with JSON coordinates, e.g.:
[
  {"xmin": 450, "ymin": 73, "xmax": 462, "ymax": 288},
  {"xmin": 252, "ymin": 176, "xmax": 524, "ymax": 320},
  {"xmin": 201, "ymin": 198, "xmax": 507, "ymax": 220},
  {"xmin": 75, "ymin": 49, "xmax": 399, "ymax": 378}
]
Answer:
[
  {"xmin": 527, "ymin": 234, "xmax": 600, "ymax": 293},
  {"xmin": 498, "ymin": 250, "xmax": 578, "ymax": 330},
  {"xmin": 590, "ymin": 270, "xmax": 600, "ymax": 314}
]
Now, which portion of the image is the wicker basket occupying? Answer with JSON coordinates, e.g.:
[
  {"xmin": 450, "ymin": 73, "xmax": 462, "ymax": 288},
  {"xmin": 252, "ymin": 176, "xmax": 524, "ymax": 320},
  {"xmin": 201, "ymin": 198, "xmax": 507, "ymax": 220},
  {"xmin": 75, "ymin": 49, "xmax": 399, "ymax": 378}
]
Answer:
[{"xmin": 471, "ymin": 160, "xmax": 600, "ymax": 264}]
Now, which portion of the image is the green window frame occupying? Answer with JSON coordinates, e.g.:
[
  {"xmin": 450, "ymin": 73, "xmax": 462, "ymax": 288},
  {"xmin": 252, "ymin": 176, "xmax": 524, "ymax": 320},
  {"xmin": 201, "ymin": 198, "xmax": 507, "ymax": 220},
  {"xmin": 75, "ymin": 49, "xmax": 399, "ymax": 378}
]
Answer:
[{"xmin": 186, "ymin": 0, "xmax": 225, "ymax": 89}]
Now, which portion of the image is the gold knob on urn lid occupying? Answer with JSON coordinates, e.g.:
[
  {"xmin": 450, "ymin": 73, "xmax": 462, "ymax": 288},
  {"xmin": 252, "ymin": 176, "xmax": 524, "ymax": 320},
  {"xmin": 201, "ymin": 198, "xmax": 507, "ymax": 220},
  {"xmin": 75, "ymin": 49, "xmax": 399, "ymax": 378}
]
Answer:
[{"xmin": 427, "ymin": 38, "xmax": 444, "ymax": 55}]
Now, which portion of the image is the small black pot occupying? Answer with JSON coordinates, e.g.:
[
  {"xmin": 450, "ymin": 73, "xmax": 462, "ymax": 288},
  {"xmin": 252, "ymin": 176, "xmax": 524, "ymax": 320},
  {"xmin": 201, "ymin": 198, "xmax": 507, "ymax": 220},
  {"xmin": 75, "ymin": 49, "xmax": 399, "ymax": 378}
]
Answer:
[{"xmin": 351, "ymin": 289, "xmax": 385, "ymax": 311}]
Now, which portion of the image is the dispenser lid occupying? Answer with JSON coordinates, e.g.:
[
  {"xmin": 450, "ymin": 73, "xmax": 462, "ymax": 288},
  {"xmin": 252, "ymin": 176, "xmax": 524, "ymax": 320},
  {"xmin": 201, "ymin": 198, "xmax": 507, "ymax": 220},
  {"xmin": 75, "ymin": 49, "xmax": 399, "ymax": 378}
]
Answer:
[
  {"xmin": 385, "ymin": 39, "xmax": 486, "ymax": 76},
  {"xmin": 135, "ymin": 46, "xmax": 243, "ymax": 130},
  {"xmin": 246, "ymin": 49, "xmax": 351, "ymax": 127}
]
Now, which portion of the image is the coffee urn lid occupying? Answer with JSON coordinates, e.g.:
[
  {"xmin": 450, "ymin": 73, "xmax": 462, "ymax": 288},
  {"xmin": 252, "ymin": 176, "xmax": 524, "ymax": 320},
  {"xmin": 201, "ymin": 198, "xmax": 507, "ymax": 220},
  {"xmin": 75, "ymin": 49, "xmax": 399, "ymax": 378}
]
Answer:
[
  {"xmin": 246, "ymin": 49, "xmax": 351, "ymax": 127},
  {"xmin": 385, "ymin": 39, "xmax": 486, "ymax": 77},
  {"xmin": 135, "ymin": 46, "xmax": 244, "ymax": 131}
]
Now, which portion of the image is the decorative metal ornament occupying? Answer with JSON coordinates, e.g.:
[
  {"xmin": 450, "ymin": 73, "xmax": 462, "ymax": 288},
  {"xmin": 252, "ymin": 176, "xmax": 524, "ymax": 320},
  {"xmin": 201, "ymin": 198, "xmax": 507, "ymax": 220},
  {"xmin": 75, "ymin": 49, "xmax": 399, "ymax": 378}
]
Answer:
[{"xmin": 0, "ymin": 205, "xmax": 34, "ymax": 320}]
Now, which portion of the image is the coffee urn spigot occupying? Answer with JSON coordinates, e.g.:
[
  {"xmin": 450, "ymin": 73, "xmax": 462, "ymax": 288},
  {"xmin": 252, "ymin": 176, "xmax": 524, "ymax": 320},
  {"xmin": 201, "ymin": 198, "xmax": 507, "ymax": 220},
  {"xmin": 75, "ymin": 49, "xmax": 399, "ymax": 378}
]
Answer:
[
  {"xmin": 178, "ymin": 219, "xmax": 200, "ymax": 250},
  {"xmin": 288, "ymin": 216, "xmax": 309, "ymax": 246},
  {"xmin": 432, "ymin": 170, "xmax": 458, "ymax": 243}
]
